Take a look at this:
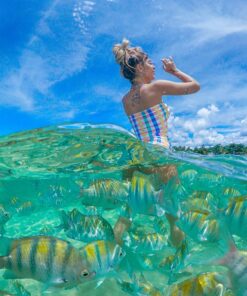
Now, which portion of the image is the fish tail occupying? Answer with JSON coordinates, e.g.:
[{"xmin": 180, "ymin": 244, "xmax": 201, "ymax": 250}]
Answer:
[
  {"xmin": 0, "ymin": 256, "xmax": 6, "ymax": 269},
  {"xmin": 0, "ymin": 236, "xmax": 12, "ymax": 256}
]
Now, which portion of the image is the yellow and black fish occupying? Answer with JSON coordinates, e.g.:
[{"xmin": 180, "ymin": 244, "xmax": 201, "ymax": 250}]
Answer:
[
  {"xmin": 176, "ymin": 210, "xmax": 220, "ymax": 242},
  {"xmin": 59, "ymin": 208, "xmax": 114, "ymax": 242},
  {"xmin": 0, "ymin": 236, "xmax": 92, "ymax": 287},
  {"xmin": 80, "ymin": 240, "xmax": 125, "ymax": 277},
  {"xmin": 80, "ymin": 178, "xmax": 128, "ymax": 209},
  {"xmin": 167, "ymin": 272, "xmax": 227, "ymax": 296},
  {"xmin": 123, "ymin": 231, "xmax": 168, "ymax": 253},
  {"xmin": 223, "ymin": 195, "xmax": 247, "ymax": 238}
]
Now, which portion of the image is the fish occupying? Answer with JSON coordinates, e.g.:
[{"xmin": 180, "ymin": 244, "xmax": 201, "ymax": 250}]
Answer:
[
  {"xmin": 122, "ymin": 171, "xmax": 165, "ymax": 216},
  {"xmin": 159, "ymin": 239, "xmax": 189, "ymax": 276},
  {"xmin": 117, "ymin": 273, "xmax": 162, "ymax": 296},
  {"xmin": 58, "ymin": 208, "xmax": 114, "ymax": 242},
  {"xmin": 185, "ymin": 222, "xmax": 247, "ymax": 296},
  {"xmin": 166, "ymin": 272, "xmax": 228, "ymax": 296},
  {"xmin": 80, "ymin": 240, "xmax": 125, "ymax": 278},
  {"xmin": 176, "ymin": 210, "xmax": 220, "ymax": 242},
  {"xmin": 181, "ymin": 198, "xmax": 213, "ymax": 212},
  {"xmin": 222, "ymin": 196, "xmax": 247, "ymax": 238},
  {"xmin": 16, "ymin": 201, "xmax": 35, "ymax": 216},
  {"xmin": 0, "ymin": 206, "xmax": 10, "ymax": 235},
  {"xmin": 154, "ymin": 217, "xmax": 167, "ymax": 235},
  {"xmin": 80, "ymin": 178, "xmax": 128, "ymax": 209},
  {"xmin": 223, "ymin": 187, "xmax": 241, "ymax": 198},
  {"xmin": 0, "ymin": 236, "xmax": 92, "ymax": 287},
  {"xmin": 123, "ymin": 231, "xmax": 168, "ymax": 253}
]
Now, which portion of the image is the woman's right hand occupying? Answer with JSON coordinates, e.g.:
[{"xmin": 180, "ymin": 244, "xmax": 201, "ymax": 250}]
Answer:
[{"xmin": 162, "ymin": 57, "xmax": 178, "ymax": 74}]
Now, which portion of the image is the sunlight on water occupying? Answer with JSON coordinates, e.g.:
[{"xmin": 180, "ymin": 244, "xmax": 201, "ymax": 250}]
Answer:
[{"xmin": 0, "ymin": 124, "xmax": 246, "ymax": 295}]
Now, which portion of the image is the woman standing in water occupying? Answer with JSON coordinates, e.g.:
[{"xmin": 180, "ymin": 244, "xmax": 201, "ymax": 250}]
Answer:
[{"xmin": 112, "ymin": 39, "xmax": 200, "ymax": 247}]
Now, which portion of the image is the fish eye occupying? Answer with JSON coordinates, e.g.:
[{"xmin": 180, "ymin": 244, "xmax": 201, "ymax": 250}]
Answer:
[
  {"xmin": 119, "ymin": 251, "xmax": 123, "ymax": 257},
  {"xmin": 81, "ymin": 270, "xmax": 89, "ymax": 277}
]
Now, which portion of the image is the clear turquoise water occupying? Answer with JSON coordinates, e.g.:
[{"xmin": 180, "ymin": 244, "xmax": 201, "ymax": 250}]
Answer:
[{"xmin": 0, "ymin": 123, "xmax": 246, "ymax": 295}]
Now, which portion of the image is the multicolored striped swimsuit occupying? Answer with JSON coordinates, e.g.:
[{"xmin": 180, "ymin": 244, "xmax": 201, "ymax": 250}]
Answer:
[{"xmin": 128, "ymin": 102, "xmax": 170, "ymax": 148}]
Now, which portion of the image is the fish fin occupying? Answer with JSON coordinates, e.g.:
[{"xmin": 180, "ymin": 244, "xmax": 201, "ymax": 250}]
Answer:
[
  {"xmin": 139, "ymin": 272, "xmax": 146, "ymax": 283},
  {"xmin": 214, "ymin": 284, "xmax": 224, "ymax": 296},
  {"xmin": 95, "ymin": 279, "xmax": 105, "ymax": 289},
  {"xmin": 0, "ymin": 256, "xmax": 7, "ymax": 269},
  {"xmin": 13, "ymin": 280, "xmax": 31, "ymax": 296},
  {"xmin": 0, "ymin": 236, "xmax": 13, "ymax": 255},
  {"xmin": 125, "ymin": 259, "xmax": 134, "ymax": 280},
  {"xmin": 3, "ymin": 270, "xmax": 19, "ymax": 279}
]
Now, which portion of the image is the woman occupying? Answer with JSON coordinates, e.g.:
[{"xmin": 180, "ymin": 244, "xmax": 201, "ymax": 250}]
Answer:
[
  {"xmin": 112, "ymin": 39, "xmax": 200, "ymax": 247},
  {"xmin": 113, "ymin": 38, "xmax": 200, "ymax": 147}
]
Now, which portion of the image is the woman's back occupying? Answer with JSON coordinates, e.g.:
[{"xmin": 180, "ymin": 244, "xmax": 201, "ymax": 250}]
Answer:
[{"xmin": 122, "ymin": 84, "xmax": 162, "ymax": 116}]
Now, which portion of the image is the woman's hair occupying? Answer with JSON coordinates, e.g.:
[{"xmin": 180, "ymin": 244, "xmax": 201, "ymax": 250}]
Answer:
[{"xmin": 112, "ymin": 38, "xmax": 147, "ymax": 83}]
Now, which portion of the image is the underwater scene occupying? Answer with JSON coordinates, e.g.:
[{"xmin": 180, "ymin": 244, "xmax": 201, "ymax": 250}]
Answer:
[{"xmin": 0, "ymin": 123, "xmax": 246, "ymax": 295}]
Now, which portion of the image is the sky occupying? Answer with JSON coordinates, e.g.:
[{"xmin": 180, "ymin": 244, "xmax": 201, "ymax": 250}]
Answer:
[{"xmin": 0, "ymin": 0, "xmax": 246, "ymax": 147}]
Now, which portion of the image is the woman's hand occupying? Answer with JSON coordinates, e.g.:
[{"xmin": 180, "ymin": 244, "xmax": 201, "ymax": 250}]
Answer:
[{"xmin": 161, "ymin": 57, "xmax": 178, "ymax": 74}]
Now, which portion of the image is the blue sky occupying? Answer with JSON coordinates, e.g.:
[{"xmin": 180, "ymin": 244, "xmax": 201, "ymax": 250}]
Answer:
[{"xmin": 0, "ymin": 0, "xmax": 246, "ymax": 146}]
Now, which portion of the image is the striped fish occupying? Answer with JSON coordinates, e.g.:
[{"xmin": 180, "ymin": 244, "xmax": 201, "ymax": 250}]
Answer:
[
  {"xmin": 117, "ymin": 273, "xmax": 162, "ymax": 296},
  {"xmin": 124, "ymin": 172, "xmax": 164, "ymax": 216},
  {"xmin": 176, "ymin": 210, "xmax": 220, "ymax": 242},
  {"xmin": 0, "ymin": 236, "xmax": 92, "ymax": 287},
  {"xmin": 59, "ymin": 208, "xmax": 114, "ymax": 242},
  {"xmin": 80, "ymin": 179, "xmax": 128, "ymax": 209},
  {"xmin": 123, "ymin": 231, "xmax": 168, "ymax": 253},
  {"xmin": 223, "ymin": 196, "xmax": 247, "ymax": 237},
  {"xmin": 159, "ymin": 240, "xmax": 189, "ymax": 277},
  {"xmin": 167, "ymin": 272, "xmax": 227, "ymax": 296},
  {"xmin": 80, "ymin": 240, "xmax": 125, "ymax": 277}
]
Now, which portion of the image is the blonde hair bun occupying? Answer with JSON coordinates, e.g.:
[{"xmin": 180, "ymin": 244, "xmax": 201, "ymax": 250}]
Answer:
[{"xmin": 112, "ymin": 38, "xmax": 131, "ymax": 65}]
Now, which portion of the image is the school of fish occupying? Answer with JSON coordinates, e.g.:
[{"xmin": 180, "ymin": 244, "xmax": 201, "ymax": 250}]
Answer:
[{"xmin": 0, "ymin": 166, "xmax": 247, "ymax": 296}]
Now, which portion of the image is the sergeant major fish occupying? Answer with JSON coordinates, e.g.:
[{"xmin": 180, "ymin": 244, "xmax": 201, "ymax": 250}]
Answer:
[
  {"xmin": 0, "ymin": 236, "xmax": 92, "ymax": 287},
  {"xmin": 117, "ymin": 273, "xmax": 162, "ymax": 296},
  {"xmin": 80, "ymin": 240, "xmax": 125, "ymax": 278},
  {"xmin": 222, "ymin": 196, "xmax": 247, "ymax": 238},
  {"xmin": 80, "ymin": 178, "xmax": 128, "ymax": 209},
  {"xmin": 58, "ymin": 208, "xmax": 114, "ymax": 242},
  {"xmin": 123, "ymin": 231, "xmax": 168, "ymax": 254},
  {"xmin": 122, "ymin": 172, "xmax": 165, "ymax": 216},
  {"xmin": 167, "ymin": 272, "xmax": 228, "ymax": 296},
  {"xmin": 176, "ymin": 210, "xmax": 220, "ymax": 242}
]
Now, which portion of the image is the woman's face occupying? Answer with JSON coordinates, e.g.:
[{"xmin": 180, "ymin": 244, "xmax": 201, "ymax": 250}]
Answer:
[{"xmin": 142, "ymin": 57, "xmax": 155, "ymax": 82}]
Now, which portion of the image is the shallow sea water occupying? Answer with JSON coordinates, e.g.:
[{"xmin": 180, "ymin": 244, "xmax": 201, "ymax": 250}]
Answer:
[{"xmin": 0, "ymin": 123, "xmax": 246, "ymax": 295}]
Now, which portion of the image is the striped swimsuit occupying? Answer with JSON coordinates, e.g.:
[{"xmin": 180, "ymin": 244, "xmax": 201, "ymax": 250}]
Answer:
[{"xmin": 128, "ymin": 102, "xmax": 170, "ymax": 148}]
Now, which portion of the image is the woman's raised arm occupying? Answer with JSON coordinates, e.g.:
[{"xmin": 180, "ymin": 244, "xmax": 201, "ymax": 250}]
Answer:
[{"xmin": 151, "ymin": 57, "xmax": 200, "ymax": 96}]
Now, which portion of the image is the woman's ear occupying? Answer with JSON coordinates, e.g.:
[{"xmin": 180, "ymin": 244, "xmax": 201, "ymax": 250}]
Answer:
[{"xmin": 136, "ymin": 63, "xmax": 144, "ymax": 73}]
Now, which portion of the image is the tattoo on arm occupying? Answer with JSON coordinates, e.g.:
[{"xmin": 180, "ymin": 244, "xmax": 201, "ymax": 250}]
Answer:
[{"xmin": 184, "ymin": 87, "xmax": 190, "ymax": 95}]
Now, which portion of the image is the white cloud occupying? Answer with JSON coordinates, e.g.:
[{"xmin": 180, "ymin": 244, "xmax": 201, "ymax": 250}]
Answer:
[
  {"xmin": 169, "ymin": 104, "xmax": 247, "ymax": 147},
  {"xmin": 0, "ymin": 0, "xmax": 91, "ymax": 117}
]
